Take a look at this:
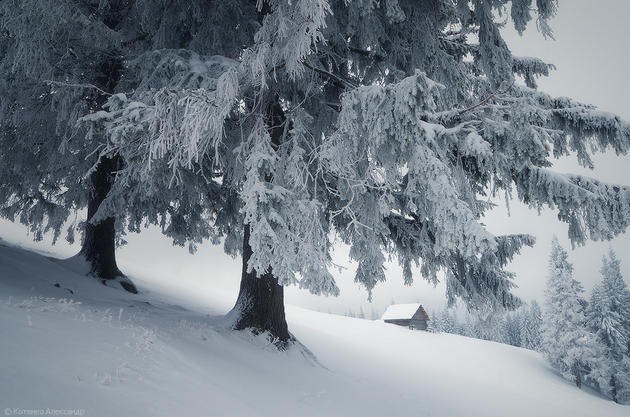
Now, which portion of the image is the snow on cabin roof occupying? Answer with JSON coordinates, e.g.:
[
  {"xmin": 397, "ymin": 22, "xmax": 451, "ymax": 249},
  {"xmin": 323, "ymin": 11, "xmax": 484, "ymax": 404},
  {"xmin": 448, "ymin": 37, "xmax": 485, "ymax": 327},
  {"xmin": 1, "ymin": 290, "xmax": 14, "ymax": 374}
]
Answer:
[{"xmin": 381, "ymin": 303, "xmax": 423, "ymax": 320}]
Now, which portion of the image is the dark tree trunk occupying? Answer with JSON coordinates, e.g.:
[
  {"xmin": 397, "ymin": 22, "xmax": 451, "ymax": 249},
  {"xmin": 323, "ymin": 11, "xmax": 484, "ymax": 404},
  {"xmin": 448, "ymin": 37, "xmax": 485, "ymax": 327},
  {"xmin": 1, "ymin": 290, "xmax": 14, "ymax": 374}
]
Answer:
[
  {"xmin": 77, "ymin": 5, "xmax": 137, "ymax": 293},
  {"xmin": 79, "ymin": 155, "xmax": 136, "ymax": 294},
  {"xmin": 230, "ymin": 97, "xmax": 290, "ymax": 344},
  {"xmin": 572, "ymin": 362, "xmax": 582, "ymax": 388},
  {"xmin": 611, "ymin": 375, "xmax": 618, "ymax": 403},
  {"xmin": 231, "ymin": 224, "xmax": 290, "ymax": 344}
]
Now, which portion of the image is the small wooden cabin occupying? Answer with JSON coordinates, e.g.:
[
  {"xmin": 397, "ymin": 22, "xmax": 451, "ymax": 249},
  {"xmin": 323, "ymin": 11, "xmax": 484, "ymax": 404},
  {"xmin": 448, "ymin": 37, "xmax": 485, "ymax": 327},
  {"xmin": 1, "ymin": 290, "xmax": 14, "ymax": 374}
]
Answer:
[{"xmin": 381, "ymin": 303, "xmax": 430, "ymax": 330}]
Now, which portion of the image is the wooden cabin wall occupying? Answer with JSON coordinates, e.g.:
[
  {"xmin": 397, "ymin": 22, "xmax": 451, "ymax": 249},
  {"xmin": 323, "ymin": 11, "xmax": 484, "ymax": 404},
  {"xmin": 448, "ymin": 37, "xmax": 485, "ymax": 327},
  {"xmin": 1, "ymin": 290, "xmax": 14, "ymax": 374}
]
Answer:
[
  {"xmin": 384, "ymin": 319, "xmax": 411, "ymax": 327},
  {"xmin": 409, "ymin": 319, "xmax": 428, "ymax": 330}
]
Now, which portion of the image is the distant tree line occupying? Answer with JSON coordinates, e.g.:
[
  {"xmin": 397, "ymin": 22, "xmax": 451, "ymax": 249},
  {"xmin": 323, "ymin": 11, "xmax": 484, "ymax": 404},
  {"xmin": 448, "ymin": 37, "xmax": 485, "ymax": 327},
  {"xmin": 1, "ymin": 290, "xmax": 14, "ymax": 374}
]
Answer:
[
  {"xmin": 431, "ymin": 240, "xmax": 630, "ymax": 404},
  {"xmin": 430, "ymin": 300, "xmax": 542, "ymax": 351}
]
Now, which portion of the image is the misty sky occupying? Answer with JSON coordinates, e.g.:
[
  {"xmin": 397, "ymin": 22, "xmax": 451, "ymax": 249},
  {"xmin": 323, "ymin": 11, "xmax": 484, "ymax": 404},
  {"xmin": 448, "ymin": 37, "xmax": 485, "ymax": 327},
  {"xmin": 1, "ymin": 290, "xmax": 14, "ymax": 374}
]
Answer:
[{"xmin": 2, "ymin": 0, "xmax": 629, "ymax": 318}]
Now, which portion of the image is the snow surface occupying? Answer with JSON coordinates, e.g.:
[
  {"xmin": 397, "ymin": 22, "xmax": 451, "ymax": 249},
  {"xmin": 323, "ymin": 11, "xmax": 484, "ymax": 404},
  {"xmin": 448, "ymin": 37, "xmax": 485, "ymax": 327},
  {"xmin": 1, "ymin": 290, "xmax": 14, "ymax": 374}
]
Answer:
[
  {"xmin": 0, "ymin": 240, "xmax": 627, "ymax": 417},
  {"xmin": 381, "ymin": 303, "xmax": 422, "ymax": 320}
]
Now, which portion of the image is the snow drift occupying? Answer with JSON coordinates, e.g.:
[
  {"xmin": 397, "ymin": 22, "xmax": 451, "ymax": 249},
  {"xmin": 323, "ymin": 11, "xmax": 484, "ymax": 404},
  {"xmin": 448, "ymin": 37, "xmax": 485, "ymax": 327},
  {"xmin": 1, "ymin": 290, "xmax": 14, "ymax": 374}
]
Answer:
[{"xmin": 0, "ymin": 241, "xmax": 626, "ymax": 417}]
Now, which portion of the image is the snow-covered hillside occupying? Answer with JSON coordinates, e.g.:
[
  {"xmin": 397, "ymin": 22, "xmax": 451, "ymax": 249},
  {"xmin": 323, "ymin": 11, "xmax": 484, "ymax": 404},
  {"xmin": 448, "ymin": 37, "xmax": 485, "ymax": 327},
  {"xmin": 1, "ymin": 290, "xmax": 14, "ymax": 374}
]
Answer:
[{"xmin": 0, "ymin": 241, "xmax": 626, "ymax": 417}]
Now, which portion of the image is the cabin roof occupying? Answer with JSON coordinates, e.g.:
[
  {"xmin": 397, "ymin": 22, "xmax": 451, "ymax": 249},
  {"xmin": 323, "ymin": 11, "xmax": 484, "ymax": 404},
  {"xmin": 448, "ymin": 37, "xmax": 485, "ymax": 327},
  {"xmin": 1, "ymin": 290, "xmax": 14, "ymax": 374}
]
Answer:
[{"xmin": 381, "ymin": 303, "xmax": 428, "ymax": 321}]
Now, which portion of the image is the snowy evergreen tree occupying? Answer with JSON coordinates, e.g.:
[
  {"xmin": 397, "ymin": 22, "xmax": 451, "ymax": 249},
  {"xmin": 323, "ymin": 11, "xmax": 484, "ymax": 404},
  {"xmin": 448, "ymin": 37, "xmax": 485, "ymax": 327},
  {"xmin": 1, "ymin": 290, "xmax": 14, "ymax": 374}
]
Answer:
[
  {"xmin": 461, "ymin": 316, "xmax": 477, "ymax": 338},
  {"xmin": 466, "ymin": 315, "xmax": 503, "ymax": 341},
  {"xmin": 0, "ymin": 1, "xmax": 255, "ymax": 292},
  {"xmin": 520, "ymin": 300, "xmax": 543, "ymax": 351},
  {"xmin": 5, "ymin": 1, "xmax": 630, "ymax": 344},
  {"xmin": 428, "ymin": 309, "xmax": 438, "ymax": 331},
  {"xmin": 500, "ymin": 311, "xmax": 522, "ymax": 347},
  {"xmin": 586, "ymin": 250, "xmax": 630, "ymax": 403},
  {"xmin": 434, "ymin": 307, "xmax": 457, "ymax": 334},
  {"xmin": 0, "ymin": 1, "xmax": 136, "ymax": 288},
  {"xmin": 542, "ymin": 238, "xmax": 610, "ymax": 390},
  {"xmin": 103, "ymin": 1, "xmax": 630, "ymax": 343},
  {"xmin": 432, "ymin": 301, "xmax": 544, "ymax": 351}
]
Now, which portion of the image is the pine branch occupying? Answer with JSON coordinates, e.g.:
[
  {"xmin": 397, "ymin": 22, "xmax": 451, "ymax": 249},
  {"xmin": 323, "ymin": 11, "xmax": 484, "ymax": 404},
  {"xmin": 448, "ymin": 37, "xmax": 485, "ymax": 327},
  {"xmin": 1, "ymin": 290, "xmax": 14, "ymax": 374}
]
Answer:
[
  {"xmin": 347, "ymin": 46, "xmax": 386, "ymax": 62},
  {"xmin": 44, "ymin": 79, "xmax": 112, "ymax": 96},
  {"xmin": 302, "ymin": 62, "xmax": 358, "ymax": 89},
  {"xmin": 458, "ymin": 82, "xmax": 513, "ymax": 115}
]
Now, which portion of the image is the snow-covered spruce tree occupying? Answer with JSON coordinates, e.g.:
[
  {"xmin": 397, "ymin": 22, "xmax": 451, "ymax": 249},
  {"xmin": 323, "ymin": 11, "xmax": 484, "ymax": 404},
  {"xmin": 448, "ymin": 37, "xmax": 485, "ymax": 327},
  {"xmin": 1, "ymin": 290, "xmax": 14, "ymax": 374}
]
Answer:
[
  {"xmin": 433, "ymin": 301, "xmax": 542, "ymax": 350},
  {"xmin": 0, "ymin": 1, "xmax": 254, "ymax": 292},
  {"xmin": 520, "ymin": 300, "xmax": 543, "ymax": 351},
  {"xmin": 500, "ymin": 310, "xmax": 522, "ymax": 347},
  {"xmin": 542, "ymin": 238, "xmax": 610, "ymax": 390},
  {"xmin": 428, "ymin": 309, "xmax": 438, "ymax": 331},
  {"xmin": 0, "ymin": 1, "xmax": 138, "ymax": 290},
  {"xmin": 432, "ymin": 307, "xmax": 457, "ymax": 333},
  {"xmin": 85, "ymin": 0, "xmax": 630, "ymax": 344},
  {"xmin": 442, "ymin": 308, "xmax": 458, "ymax": 334},
  {"xmin": 467, "ymin": 314, "xmax": 503, "ymax": 341},
  {"xmin": 586, "ymin": 250, "xmax": 630, "ymax": 403}
]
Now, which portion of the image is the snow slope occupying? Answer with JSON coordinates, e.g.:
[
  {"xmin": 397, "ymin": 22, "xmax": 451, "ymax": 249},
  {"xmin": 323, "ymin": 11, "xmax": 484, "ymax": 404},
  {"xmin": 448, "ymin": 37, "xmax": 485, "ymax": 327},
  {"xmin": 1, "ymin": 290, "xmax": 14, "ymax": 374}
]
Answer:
[{"xmin": 0, "ymin": 241, "xmax": 626, "ymax": 417}]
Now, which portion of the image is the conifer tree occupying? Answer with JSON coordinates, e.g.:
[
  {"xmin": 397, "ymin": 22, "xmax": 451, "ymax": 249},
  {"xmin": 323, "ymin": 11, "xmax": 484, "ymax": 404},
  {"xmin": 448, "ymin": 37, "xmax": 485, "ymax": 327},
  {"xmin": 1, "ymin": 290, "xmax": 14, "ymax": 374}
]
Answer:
[
  {"xmin": 93, "ymin": 0, "xmax": 630, "ymax": 343},
  {"xmin": 586, "ymin": 250, "xmax": 630, "ymax": 403},
  {"xmin": 5, "ymin": 1, "xmax": 630, "ymax": 345},
  {"xmin": 434, "ymin": 307, "xmax": 457, "ymax": 333},
  {"xmin": 520, "ymin": 300, "xmax": 543, "ymax": 351},
  {"xmin": 0, "ymin": 0, "xmax": 254, "ymax": 292},
  {"xmin": 500, "ymin": 312, "xmax": 522, "ymax": 347},
  {"xmin": 542, "ymin": 238, "xmax": 609, "ymax": 390},
  {"xmin": 0, "ymin": 1, "xmax": 139, "ymax": 290}
]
